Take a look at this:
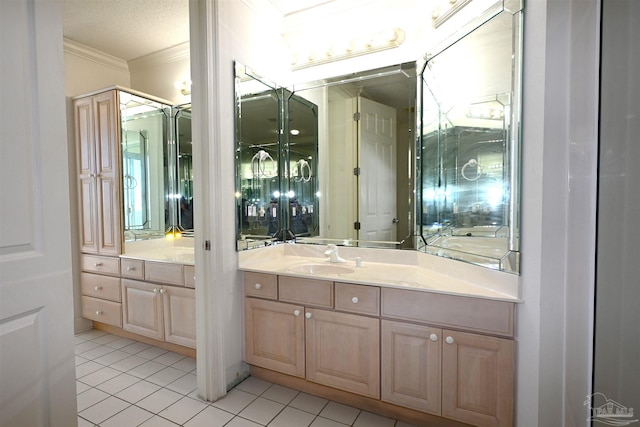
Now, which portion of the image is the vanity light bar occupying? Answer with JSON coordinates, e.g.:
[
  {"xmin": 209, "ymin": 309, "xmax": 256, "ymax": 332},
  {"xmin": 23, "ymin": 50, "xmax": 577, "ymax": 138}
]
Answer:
[
  {"xmin": 432, "ymin": 0, "xmax": 475, "ymax": 29},
  {"xmin": 290, "ymin": 28, "xmax": 405, "ymax": 70}
]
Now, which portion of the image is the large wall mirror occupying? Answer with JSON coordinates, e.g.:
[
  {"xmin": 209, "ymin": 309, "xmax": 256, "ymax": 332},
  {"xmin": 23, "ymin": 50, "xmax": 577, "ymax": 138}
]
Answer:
[
  {"xmin": 234, "ymin": 0, "xmax": 523, "ymax": 274},
  {"xmin": 119, "ymin": 90, "xmax": 193, "ymax": 243}
]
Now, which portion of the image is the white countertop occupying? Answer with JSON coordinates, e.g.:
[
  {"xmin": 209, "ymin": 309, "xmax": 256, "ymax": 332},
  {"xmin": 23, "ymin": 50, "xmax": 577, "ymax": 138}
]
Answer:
[
  {"xmin": 238, "ymin": 243, "xmax": 522, "ymax": 303},
  {"xmin": 121, "ymin": 238, "xmax": 195, "ymax": 265}
]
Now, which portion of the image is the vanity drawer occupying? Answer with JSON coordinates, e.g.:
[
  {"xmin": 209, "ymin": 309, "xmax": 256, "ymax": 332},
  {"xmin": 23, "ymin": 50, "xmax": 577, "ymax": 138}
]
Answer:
[
  {"xmin": 81, "ymin": 254, "xmax": 120, "ymax": 276},
  {"xmin": 335, "ymin": 282, "xmax": 380, "ymax": 316},
  {"xmin": 82, "ymin": 296, "xmax": 122, "ymax": 327},
  {"xmin": 81, "ymin": 273, "xmax": 121, "ymax": 302},
  {"xmin": 121, "ymin": 259, "xmax": 144, "ymax": 280},
  {"xmin": 279, "ymin": 276, "xmax": 333, "ymax": 308},
  {"xmin": 144, "ymin": 261, "xmax": 184, "ymax": 286},
  {"xmin": 244, "ymin": 272, "xmax": 277, "ymax": 299},
  {"xmin": 184, "ymin": 265, "xmax": 196, "ymax": 288},
  {"xmin": 382, "ymin": 288, "xmax": 515, "ymax": 337}
]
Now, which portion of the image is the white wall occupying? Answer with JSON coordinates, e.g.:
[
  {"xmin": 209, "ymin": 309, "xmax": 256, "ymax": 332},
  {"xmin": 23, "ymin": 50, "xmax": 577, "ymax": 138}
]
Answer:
[{"xmin": 594, "ymin": 0, "xmax": 640, "ymax": 414}]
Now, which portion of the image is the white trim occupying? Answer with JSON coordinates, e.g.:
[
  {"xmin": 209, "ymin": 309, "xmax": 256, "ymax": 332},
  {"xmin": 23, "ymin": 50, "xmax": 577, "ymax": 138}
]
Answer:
[
  {"xmin": 192, "ymin": 0, "xmax": 227, "ymax": 401},
  {"xmin": 128, "ymin": 42, "xmax": 191, "ymax": 74},
  {"xmin": 63, "ymin": 37, "xmax": 129, "ymax": 73}
]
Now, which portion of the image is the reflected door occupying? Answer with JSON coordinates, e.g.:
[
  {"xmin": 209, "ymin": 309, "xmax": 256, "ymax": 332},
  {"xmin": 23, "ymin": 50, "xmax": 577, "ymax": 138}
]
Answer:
[{"xmin": 358, "ymin": 97, "xmax": 397, "ymax": 242}]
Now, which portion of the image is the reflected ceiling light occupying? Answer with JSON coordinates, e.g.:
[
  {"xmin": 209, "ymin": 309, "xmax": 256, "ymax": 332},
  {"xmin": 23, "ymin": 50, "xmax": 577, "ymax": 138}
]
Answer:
[
  {"xmin": 290, "ymin": 129, "xmax": 300, "ymax": 136},
  {"xmin": 290, "ymin": 28, "xmax": 405, "ymax": 70},
  {"xmin": 174, "ymin": 80, "xmax": 192, "ymax": 96},
  {"xmin": 432, "ymin": 0, "xmax": 474, "ymax": 28}
]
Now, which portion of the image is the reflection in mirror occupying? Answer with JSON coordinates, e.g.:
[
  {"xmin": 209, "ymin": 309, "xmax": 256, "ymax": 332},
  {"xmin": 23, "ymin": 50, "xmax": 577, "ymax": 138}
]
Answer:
[
  {"xmin": 418, "ymin": 7, "xmax": 523, "ymax": 273},
  {"xmin": 235, "ymin": 64, "xmax": 282, "ymax": 248},
  {"xmin": 120, "ymin": 91, "xmax": 171, "ymax": 241},
  {"xmin": 175, "ymin": 104, "xmax": 193, "ymax": 232},
  {"xmin": 293, "ymin": 63, "xmax": 416, "ymax": 249}
]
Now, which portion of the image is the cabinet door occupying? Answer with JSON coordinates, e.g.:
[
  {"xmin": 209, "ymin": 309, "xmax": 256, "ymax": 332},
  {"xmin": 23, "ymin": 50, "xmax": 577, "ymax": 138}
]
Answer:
[
  {"xmin": 122, "ymin": 279, "xmax": 163, "ymax": 340},
  {"xmin": 381, "ymin": 320, "xmax": 441, "ymax": 415},
  {"xmin": 163, "ymin": 287, "xmax": 196, "ymax": 348},
  {"xmin": 442, "ymin": 330, "xmax": 514, "ymax": 427},
  {"xmin": 94, "ymin": 91, "xmax": 122, "ymax": 256},
  {"xmin": 306, "ymin": 309, "xmax": 380, "ymax": 398},
  {"xmin": 75, "ymin": 96, "xmax": 99, "ymax": 253},
  {"xmin": 245, "ymin": 298, "xmax": 305, "ymax": 378}
]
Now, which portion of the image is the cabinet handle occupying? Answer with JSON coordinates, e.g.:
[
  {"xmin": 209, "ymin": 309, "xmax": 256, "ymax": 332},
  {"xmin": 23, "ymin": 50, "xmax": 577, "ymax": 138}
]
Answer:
[
  {"xmin": 160, "ymin": 288, "xmax": 166, "ymax": 294},
  {"xmin": 293, "ymin": 310, "xmax": 301, "ymax": 317},
  {"xmin": 255, "ymin": 283, "xmax": 262, "ymax": 290},
  {"xmin": 94, "ymin": 286, "xmax": 102, "ymax": 291},
  {"xmin": 351, "ymin": 296, "xmax": 359, "ymax": 304},
  {"xmin": 430, "ymin": 333, "xmax": 438, "ymax": 342},
  {"xmin": 127, "ymin": 266, "xmax": 135, "ymax": 271},
  {"xmin": 94, "ymin": 263, "xmax": 102, "ymax": 268},
  {"xmin": 305, "ymin": 312, "xmax": 312, "ymax": 319},
  {"xmin": 95, "ymin": 310, "xmax": 102, "ymax": 315},
  {"xmin": 445, "ymin": 336, "xmax": 455, "ymax": 345}
]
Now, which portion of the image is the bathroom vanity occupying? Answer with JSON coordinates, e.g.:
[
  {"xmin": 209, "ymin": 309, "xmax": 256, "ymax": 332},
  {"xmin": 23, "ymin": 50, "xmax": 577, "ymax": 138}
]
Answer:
[{"xmin": 240, "ymin": 244, "xmax": 519, "ymax": 427}]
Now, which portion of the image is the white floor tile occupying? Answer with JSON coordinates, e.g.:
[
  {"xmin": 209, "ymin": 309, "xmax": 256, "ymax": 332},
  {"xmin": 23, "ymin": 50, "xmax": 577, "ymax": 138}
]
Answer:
[
  {"xmin": 110, "ymin": 354, "xmax": 147, "ymax": 372},
  {"xmin": 77, "ymin": 387, "xmax": 110, "ymax": 412},
  {"xmin": 288, "ymin": 392, "xmax": 329, "ymax": 415},
  {"xmin": 268, "ymin": 406, "xmax": 315, "ymax": 427},
  {"xmin": 184, "ymin": 405, "xmax": 235, "ymax": 427},
  {"xmin": 310, "ymin": 417, "xmax": 349, "ymax": 427},
  {"xmin": 353, "ymin": 410, "xmax": 396, "ymax": 427},
  {"xmin": 78, "ymin": 396, "xmax": 130, "ymax": 424},
  {"xmin": 76, "ymin": 329, "xmax": 108, "ymax": 340},
  {"xmin": 238, "ymin": 396, "xmax": 285, "ymax": 425},
  {"xmin": 138, "ymin": 415, "xmax": 181, "ymax": 426},
  {"xmin": 136, "ymin": 387, "xmax": 184, "ymax": 414},
  {"xmin": 78, "ymin": 345, "xmax": 116, "ymax": 360},
  {"xmin": 100, "ymin": 404, "xmax": 153, "ymax": 427},
  {"xmin": 172, "ymin": 356, "xmax": 197, "ymax": 372},
  {"xmin": 94, "ymin": 349, "xmax": 131, "ymax": 366},
  {"xmin": 127, "ymin": 359, "xmax": 166, "ymax": 379},
  {"xmin": 95, "ymin": 372, "xmax": 140, "ymax": 395},
  {"xmin": 261, "ymin": 384, "xmax": 299, "ymax": 405},
  {"xmin": 166, "ymin": 372, "xmax": 197, "ymax": 395},
  {"xmin": 235, "ymin": 376, "xmax": 272, "ymax": 396},
  {"xmin": 77, "ymin": 415, "xmax": 94, "ymax": 426},
  {"xmin": 120, "ymin": 341, "xmax": 151, "ymax": 354},
  {"xmin": 145, "ymin": 366, "xmax": 188, "ymax": 387},
  {"xmin": 319, "ymin": 401, "xmax": 361, "ymax": 425},
  {"xmin": 135, "ymin": 345, "xmax": 167, "ymax": 360},
  {"xmin": 158, "ymin": 396, "xmax": 209, "ymax": 425},
  {"xmin": 76, "ymin": 380, "xmax": 91, "ymax": 395},
  {"xmin": 154, "ymin": 351, "xmax": 186, "ymax": 366},
  {"xmin": 225, "ymin": 417, "xmax": 264, "ymax": 427},
  {"xmin": 76, "ymin": 355, "xmax": 89, "ymax": 367},
  {"xmin": 91, "ymin": 333, "xmax": 123, "ymax": 345},
  {"xmin": 105, "ymin": 337, "xmax": 136, "ymax": 349},
  {"xmin": 76, "ymin": 360, "xmax": 104, "ymax": 378},
  {"xmin": 74, "ymin": 341, "xmax": 102, "ymax": 355},
  {"xmin": 78, "ymin": 366, "xmax": 121, "ymax": 387},
  {"xmin": 115, "ymin": 380, "xmax": 161, "ymax": 404},
  {"xmin": 211, "ymin": 389, "xmax": 257, "ymax": 414}
]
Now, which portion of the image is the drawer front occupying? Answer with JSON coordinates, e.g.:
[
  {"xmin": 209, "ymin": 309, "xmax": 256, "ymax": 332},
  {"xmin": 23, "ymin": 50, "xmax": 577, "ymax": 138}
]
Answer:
[
  {"xmin": 81, "ymin": 272, "xmax": 121, "ymax": 302},
  {"xmin": 184, "ymin": 265, "xmax": 196, "ymax": 288},
  {"xmin": 82, "ymin": 296, "xmax": 122, "ymax": 327},
  {"xmin": 121, "ymin": 259, "xmax": 144, "ymax": 279},
  {"xmin": 81, "ymin": 254, "xmax": 120, "ymax": 276},
  {"xmin": 144, "ymin": 261, "xmax": 184, "ymax": 286},
  {"xmin": 382, "ymin": 288, "xmax": 515, "ymax": 338},
  {"xmin": 335, "ymin": 282, "xmax": 380, "ymax": 316},
  {"xmin": 279, "ymin": 276, "xmax": 333, "ymax": 308},
  {"xmin": 244, "ymin": 272, "xmax": 277, "ymax": 299}
]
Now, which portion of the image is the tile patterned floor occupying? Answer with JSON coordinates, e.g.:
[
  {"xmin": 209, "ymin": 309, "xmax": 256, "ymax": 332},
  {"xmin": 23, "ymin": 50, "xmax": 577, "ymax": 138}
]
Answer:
[{"xmin": 76, "ymin": 330, "xmax": 417, "ymax": 427}]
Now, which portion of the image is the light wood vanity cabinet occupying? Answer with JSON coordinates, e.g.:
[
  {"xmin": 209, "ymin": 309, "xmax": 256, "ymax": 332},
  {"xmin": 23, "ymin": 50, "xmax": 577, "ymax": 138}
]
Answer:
[
  {"xmin": 80, "ymin": 254, "xmax": 122, "ymax": 327},
  {"xmin": 243, "ymin": 271, "xmax": 516, "ymax": 427},
  {"xmin": 74, "ymin": 90, "xmax": 122, "ymax": 256},
  {"xmin": 122, "ymin": 278, "xmax": 196, "ymax": 348}
]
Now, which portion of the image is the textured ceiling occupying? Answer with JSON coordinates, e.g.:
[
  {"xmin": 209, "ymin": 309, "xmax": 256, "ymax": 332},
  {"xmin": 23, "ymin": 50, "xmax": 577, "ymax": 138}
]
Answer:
[
  {"xmin": 61, "ymin": 0, "xmax": 330, "ymax": 62},
  {"xmin": 62, "ymin": 0, "xmax": 190, "ymax": 61}
]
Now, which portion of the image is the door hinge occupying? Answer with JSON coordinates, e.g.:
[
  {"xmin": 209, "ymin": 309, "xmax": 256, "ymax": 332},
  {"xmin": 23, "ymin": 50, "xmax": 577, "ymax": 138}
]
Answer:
[
  {"xmin": 353, "ymin": 112, "xmax": 361, "ymax": 121},
  {"xmin": 353, "ymin": 167, "xmax": 361, "ymax": 176},
  {"xmin": 354, "ymin": 222, "xmax": 361, "ymax": 230},
  {"xmin": 204, "ymin": 240, "xmax": 211, "ymax": 251}
]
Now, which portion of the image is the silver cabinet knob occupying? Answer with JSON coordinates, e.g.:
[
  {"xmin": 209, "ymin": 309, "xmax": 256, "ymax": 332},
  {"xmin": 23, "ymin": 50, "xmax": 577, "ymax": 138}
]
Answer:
[
  {"xmin": 94, "ymin": 286, "xmax": 101, "ymax": 291},
  {"xmin": 160, "ymin": 288, "xmax": 166, "ymax": 294},
  {"xmin": 95, "ymin": 310, "xmax": 102, "ymax": 315},
  {"xmin": 127, "ymin": 266, "xmax": 134, "ymax": 271},
  {"xmin": 255, "ymin": 283, "xmax": 262, "ymax": 290},
  {"xmin": 153, "ymin": 288, "xmax": 158, "ymax": 294},
  {"xmin": 94, "ymin": 263, "xmax": 102, "ymax": 268},
  {"xmin": 430, "ymin": 333, "xmax": 438, "ymax": 342},
  {"xmin": 305, "ymin": 312, "xmax": 312, "ymax": 319},
  {"xmin": 351, "ymin": 297, "xmax": 359, "ymax": 304},
  {"xmin": 445, "ymin": 336, "xmax": 455, "ymax": 345},
  {"xmin": 293, "ymin": 310, "xmax": 301, "ymax": 317}
]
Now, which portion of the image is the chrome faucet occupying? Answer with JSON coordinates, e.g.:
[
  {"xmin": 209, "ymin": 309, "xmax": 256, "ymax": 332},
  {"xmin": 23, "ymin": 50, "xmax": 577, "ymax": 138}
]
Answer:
[{"xmin": 324, "ymin": 244, "xmax": 346, "ymax": 263}]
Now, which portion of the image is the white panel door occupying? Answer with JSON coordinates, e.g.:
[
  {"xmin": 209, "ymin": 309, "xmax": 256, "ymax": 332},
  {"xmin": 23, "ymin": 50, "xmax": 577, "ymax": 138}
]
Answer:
[
  {"xmin": 0, "ymin": 1, "xmax": 77, "ymax": 426},
  {"xmin": 358, "ymin": 97, "xmax": 397, "ymax": 242}
]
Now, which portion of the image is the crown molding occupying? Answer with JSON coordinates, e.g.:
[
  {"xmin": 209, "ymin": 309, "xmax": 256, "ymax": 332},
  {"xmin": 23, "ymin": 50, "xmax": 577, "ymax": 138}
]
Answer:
[
  {"xmin": 63, "ymin": 38, "xmax": 129, "ymax": 74},
  {"xmin": 128, "ymin": 42, "xmax": 191, "ymax": 74}
]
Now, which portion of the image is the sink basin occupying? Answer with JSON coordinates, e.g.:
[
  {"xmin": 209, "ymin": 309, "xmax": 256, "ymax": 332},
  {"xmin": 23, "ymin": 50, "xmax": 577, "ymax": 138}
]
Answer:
[{"xmin": 287, "ymin": 263, "xmax": 355, "ymax": 275}]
